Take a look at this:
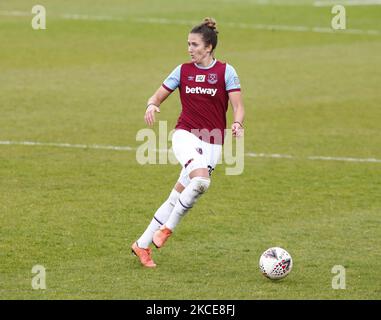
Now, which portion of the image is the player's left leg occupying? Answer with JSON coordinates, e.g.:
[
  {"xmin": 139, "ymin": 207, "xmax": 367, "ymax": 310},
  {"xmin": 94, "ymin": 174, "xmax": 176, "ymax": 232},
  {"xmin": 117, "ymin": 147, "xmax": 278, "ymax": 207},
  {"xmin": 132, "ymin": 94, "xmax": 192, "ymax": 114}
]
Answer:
[
  {"xmin": 132, "ymin": 165, "xmax": 193, "ymax": 267},
  {"xmin": 166, "ymin": 168, "xmax": 210, "ymax": 228}
]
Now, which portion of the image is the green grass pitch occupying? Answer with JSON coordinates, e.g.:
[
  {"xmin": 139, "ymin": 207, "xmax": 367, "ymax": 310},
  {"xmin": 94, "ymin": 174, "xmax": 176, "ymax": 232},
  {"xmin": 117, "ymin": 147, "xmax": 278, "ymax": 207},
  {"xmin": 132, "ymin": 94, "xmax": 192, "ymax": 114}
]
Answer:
[{"xmin": 0, "ymin": 0, "xmax": 380, "ymax": 299}]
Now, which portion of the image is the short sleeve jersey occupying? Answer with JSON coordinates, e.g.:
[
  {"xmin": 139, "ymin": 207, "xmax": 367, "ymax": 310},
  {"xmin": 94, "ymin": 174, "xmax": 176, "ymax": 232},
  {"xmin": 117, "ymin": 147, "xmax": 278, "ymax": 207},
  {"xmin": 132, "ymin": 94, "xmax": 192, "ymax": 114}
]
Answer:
[{"xmin": 162, "ymin": 59, "xmax": 241, "ymax": 144}]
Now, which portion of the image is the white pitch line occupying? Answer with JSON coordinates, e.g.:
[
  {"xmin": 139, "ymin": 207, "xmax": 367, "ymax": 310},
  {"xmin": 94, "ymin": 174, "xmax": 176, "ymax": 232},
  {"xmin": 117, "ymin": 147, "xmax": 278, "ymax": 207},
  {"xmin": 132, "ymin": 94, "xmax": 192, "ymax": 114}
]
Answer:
[
  {"xmin": 0, "ymin": 10, "xmax": 379, "ymax": 36},
  {"xmin": 0, "ymin": 10, "xmax": 30, "ymax": 17},
  {"xmin": 0, "ymin": 140, "xmax": 133, "ymax": 151},
  {"xmin": 1, "ymin": 140, "xmax": 381, "ymax": 164},
  {"xmin": 307, "ymin": 155, "xmax": 381, "ymax": 163},
  {"xmin": 245, "ymin": 152, "xmax": 295, "ymax": 159},
  {"xmin": 60, "ymin": 13, "xmax": 122, "ymax": 21},
  {"xmin": 314, "ymin": 0, "xmax": 381, "ymax": 6},
  {"xmin": 134, "ymin": 17, "xmax": 381, "ymax": 36}
]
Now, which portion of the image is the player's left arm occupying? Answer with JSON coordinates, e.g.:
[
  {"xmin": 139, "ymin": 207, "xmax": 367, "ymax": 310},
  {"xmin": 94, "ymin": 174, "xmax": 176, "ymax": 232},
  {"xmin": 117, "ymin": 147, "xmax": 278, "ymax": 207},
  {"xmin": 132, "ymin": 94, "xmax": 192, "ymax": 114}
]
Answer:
[
  {"xmin": 225, "ymin": 64, "xmax": 244, "ymax": 137},
  {"xmin": 229, "ymin": 90, "xmax": 245, "ymax": 137}
]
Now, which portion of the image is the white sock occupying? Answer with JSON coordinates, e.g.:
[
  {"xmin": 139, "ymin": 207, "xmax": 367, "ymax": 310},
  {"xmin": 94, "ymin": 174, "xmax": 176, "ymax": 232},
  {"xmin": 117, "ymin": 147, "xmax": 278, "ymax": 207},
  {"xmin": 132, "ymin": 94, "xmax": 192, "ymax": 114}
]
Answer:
[
  {"xmin": 137, "ymin": 189, "xmax": 180, "ymax": 248},
  {"xmin": 165, "ymin": 177, "xmax": 210, "ymax": 231}
]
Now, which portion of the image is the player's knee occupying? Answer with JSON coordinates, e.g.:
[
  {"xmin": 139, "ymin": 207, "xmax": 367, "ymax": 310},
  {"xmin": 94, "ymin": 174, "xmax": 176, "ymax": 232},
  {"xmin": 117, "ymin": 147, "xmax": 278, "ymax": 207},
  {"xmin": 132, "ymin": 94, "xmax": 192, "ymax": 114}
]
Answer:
[{"xmin": 191, "ymin": 176, "xmax": 211, "ymax": 194}]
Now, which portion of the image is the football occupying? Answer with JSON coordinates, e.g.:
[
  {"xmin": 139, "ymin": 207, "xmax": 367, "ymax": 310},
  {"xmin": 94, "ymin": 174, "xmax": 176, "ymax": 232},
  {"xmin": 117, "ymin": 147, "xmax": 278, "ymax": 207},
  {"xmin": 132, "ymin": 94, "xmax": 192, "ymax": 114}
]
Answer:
[{"xmin": 259, "ymin": 247, "xmax": 293, "ymax": 280}]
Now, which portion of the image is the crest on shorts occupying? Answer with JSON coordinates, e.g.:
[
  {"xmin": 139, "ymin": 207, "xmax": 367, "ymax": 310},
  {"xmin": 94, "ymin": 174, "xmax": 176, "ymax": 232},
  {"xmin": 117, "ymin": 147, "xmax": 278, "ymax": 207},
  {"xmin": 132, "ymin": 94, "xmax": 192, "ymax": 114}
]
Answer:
[
  {"xmin": 207, "ymin": 73, "xmax": 218, "ymax": 84},
  {"xmin": 196, "ymin": 148, "xmax": 203, "ymax": 155}
]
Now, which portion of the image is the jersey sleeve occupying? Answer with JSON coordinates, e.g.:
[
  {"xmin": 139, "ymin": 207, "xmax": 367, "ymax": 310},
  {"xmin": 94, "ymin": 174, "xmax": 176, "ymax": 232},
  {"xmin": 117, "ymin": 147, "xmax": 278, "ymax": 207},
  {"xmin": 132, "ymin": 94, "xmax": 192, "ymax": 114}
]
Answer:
[
  {"xmin": 162, "ymin": 64, "xmax": 181, "ymax": 92},
  {"xmin": 225, "ymin": 64, "xmax": 241, "ymax": 92}
]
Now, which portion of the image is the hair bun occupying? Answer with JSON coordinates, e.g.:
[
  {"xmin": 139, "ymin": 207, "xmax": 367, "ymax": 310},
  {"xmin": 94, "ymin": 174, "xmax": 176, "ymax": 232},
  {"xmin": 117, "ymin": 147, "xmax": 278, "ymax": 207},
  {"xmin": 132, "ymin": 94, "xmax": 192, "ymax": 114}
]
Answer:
[{"xmin": 203, "ymin": 17, "xmax": 218, "ymax": 34}]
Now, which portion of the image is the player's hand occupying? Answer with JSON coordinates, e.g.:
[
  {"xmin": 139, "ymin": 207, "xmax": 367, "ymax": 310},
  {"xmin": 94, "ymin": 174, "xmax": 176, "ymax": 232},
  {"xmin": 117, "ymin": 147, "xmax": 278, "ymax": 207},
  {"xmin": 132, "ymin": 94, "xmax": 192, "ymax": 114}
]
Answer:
[
  {"xmin": 144, "ymin": 104, "xmax": 160, "ymax": 126},
  {"xmin": 231, "ymin": 122, "xmax": 244, "ymax": 137}
]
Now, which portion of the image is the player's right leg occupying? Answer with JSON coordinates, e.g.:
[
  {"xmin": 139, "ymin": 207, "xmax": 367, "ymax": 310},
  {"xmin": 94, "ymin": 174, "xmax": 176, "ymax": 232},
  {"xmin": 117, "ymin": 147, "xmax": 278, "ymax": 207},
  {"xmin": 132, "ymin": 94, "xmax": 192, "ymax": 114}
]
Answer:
[
  {"xmin": 132, "ymin": 180, "xmax": 186, "ymax": 267},
  {"xmin": 131, "ymin": 242, "xmax": 156, "ymax": 268},
  {"xmin": 135, "ymin": 187, "xmax": 181, "ymax": 249}
]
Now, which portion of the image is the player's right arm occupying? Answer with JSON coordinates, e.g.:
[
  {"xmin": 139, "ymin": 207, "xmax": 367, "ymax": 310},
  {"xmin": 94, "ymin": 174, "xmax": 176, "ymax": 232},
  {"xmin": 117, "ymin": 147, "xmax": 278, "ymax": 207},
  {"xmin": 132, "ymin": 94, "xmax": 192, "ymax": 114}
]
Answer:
[
  {"xmin": 144, "ymin": 64, "xmax": 181, "ymax": 126},
  {"xmin": 145, "ymin": 86, "xmax": 171, "ymax": 126}
]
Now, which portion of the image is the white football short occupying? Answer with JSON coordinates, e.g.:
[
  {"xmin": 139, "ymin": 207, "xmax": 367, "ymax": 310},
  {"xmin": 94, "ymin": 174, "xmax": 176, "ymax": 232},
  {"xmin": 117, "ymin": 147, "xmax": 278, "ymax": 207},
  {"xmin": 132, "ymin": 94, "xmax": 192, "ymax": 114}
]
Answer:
[{"xmin": 171, "ymin": 129, "xmax": 222, "ymax": 188}]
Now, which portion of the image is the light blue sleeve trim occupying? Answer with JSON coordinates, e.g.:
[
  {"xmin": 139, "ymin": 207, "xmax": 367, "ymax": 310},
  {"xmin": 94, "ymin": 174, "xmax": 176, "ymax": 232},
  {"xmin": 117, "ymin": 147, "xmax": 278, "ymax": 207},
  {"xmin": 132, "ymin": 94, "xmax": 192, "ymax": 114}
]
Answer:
[
  {"xmin": 225, "ymin": 64, "xmax": 241, "ymax": 91},
  {"xmin": 163, "ymin": 64, "xmax": 181, "ymax": 91}
]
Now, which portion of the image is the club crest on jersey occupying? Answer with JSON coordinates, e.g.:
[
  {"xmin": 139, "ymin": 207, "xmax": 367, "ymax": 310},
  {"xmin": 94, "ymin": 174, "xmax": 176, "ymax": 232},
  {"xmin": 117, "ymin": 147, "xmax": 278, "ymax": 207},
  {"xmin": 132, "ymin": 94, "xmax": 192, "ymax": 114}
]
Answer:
[
  {"xmin": 195, "ymin": 75, "xmax": 205, "ymax": 82},
  {"xmin": 207, "ymin": 73, "xmax": 218, "ymax": 84}
]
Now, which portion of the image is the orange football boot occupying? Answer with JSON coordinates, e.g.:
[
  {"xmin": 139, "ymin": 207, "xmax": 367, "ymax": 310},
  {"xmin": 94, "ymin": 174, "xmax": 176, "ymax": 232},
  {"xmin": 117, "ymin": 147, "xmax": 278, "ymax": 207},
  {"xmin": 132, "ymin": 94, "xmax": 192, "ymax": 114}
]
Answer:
[
  {"xmin": 152, "ymin": 225, "xmax": 173, "ymax": 249},
  {"xmin": 131, "ymin": 242, "xmax": 156, "ymax": 268}
]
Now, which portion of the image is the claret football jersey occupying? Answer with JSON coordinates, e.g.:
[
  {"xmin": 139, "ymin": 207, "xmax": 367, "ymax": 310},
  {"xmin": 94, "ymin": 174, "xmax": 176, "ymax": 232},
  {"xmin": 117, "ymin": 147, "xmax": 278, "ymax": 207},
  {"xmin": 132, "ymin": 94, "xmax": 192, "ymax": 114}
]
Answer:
[{"xmin": 162, "ymin": 59, "xmax": 241, "ymax": 144}]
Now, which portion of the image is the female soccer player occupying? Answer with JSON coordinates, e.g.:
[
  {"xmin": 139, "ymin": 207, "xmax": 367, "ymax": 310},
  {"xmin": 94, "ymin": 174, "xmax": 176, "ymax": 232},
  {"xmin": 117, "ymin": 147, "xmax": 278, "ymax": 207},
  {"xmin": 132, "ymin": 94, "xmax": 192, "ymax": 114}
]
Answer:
[{"xmin": 132, "ymin": 17, "xmax": 245, "ymax": 267}]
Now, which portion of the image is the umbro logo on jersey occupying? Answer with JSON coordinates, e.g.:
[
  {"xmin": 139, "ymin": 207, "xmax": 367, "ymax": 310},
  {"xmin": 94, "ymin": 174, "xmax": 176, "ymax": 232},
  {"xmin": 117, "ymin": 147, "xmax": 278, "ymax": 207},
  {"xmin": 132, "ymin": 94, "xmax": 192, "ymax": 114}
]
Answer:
[
  {"xmin": 185, "ymin": 86, "xmax": 217, "ymax": 96},
  {"xmin": 195, "ymin": 75, "xmax": 205, "ymax": 82}
]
